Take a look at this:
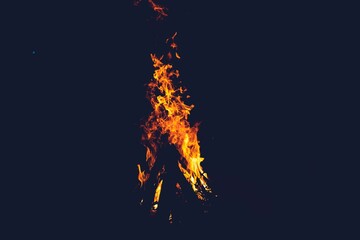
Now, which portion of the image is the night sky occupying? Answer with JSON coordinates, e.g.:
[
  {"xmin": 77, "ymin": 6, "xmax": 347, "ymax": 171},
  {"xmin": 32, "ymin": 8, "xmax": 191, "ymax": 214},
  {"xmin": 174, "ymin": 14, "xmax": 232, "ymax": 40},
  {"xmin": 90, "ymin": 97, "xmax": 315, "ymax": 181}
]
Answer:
[{"xmin": 3, "ymin": 1, "xmax": 351, "ymax": 238}]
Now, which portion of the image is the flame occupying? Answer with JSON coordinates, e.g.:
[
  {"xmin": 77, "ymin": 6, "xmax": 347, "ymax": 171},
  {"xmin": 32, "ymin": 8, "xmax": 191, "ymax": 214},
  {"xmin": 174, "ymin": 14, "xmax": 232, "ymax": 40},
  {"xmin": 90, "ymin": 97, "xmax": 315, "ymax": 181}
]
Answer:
[
  {"xmin": 134, "ymin": 0, "xmax": 168, "ymax": 20},
  {"xmin": 148, "ymin": 0, "xmax": 168, "ymax": 19},
  {"xmin": 151, "ymin": 179, "xmax": 163, "ymax": 212},
  {"xmin": 138, "ymin": 32, "xmax": 211, "ymax": 201},
  {"xmin": 137, "ymin": 164, "xmax": 149, "ymax": 187}
]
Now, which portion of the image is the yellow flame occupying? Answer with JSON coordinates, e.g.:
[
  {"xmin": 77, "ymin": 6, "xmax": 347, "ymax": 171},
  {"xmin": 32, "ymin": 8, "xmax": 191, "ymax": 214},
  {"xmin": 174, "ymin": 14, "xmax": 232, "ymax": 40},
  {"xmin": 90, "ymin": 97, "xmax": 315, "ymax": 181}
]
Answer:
[
  {"xmin": 151, "ymin": 179, "xmax": 163, "ymax": 212},
  {"xmin": 140, "ymin": 33, "xmax": 211, "ymax": 200}
]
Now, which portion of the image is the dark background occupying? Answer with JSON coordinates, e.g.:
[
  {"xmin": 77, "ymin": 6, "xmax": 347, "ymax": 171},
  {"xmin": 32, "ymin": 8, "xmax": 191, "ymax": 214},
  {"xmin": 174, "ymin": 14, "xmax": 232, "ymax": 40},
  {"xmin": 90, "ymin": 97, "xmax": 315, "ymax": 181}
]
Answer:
[{"xmin": 2, "ymin": 1, "xmax": 353, "ymax": 238}]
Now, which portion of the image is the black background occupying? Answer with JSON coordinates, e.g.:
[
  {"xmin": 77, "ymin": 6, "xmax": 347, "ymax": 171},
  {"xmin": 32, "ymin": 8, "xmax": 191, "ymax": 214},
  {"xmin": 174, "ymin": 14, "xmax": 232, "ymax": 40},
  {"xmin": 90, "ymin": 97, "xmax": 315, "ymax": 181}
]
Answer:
[{"xmin": 2, "ymin": 1, "xmax": 354, "ymax": 238}]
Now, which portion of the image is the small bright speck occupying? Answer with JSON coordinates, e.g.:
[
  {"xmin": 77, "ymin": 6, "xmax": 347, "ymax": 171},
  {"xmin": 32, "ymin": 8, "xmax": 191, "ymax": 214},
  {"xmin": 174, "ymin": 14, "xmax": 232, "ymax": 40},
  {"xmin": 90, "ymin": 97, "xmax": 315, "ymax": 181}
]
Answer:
[{"xmin": 32, "ymin": 51, "xmax": 36, "ymax": 55}]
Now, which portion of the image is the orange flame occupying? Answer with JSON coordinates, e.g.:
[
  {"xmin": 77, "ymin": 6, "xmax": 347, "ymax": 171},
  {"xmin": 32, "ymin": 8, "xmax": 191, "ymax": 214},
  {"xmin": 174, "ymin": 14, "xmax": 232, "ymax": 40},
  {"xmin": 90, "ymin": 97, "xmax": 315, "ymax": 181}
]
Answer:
[
  {"xmin": 134, "ymin": 0, "xmax": 168, "ymax": 20},
  {"xmin": 148, "ymin": 0, "xmax": 168, "ymax": 19},
  {"xmin": 137, "ymin": 164, "xmax": 149, "ymax": 187},
  {"xmin": 138, "ymin": 33, "xmax": 211, "ymax": 201}
]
